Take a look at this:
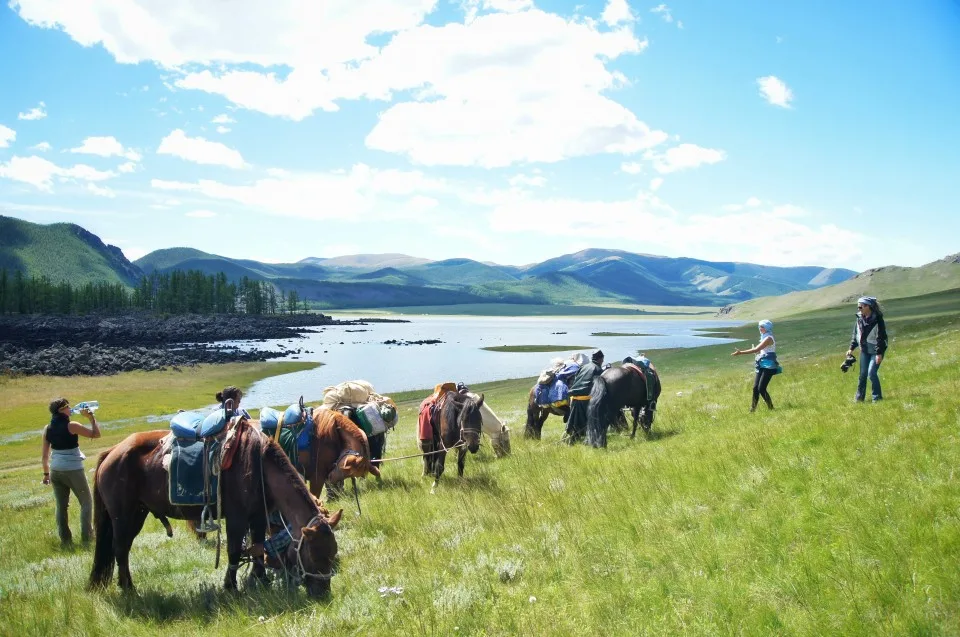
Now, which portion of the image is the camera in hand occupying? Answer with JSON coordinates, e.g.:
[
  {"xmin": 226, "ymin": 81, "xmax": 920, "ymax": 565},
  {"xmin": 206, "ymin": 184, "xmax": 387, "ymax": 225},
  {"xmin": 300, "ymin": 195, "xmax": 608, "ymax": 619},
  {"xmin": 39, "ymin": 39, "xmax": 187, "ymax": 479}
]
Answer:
[{"xmin": 840, "ymin": 354, "xmax": 857, "ymax": 373}]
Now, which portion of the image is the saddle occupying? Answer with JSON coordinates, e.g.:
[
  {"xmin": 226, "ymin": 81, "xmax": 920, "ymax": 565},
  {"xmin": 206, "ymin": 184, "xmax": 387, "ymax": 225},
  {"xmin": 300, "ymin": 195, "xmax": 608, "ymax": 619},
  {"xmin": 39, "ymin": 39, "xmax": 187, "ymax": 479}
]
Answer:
[{"xmin": 165, "ymin": 401, "xmax": 250, "ymax": 532}]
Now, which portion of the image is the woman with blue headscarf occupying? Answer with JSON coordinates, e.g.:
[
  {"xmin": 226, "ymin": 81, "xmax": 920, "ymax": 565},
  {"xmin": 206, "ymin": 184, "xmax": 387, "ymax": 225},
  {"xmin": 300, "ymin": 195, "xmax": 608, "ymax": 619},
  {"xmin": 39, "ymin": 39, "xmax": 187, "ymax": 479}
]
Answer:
[
  {"xmin": 732, "ymin": 319, "xmax": 780, "ymax": 412},
  {"xmin": 846, "ymin": 296, "xmax": 887, "ymax": 402}
]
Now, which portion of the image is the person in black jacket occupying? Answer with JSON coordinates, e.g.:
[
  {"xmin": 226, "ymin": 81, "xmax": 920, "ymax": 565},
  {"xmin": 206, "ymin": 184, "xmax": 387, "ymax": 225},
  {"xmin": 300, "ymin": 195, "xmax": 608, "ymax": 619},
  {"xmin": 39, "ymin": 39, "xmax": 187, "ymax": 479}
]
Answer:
[{"xmin": 846, "ymin": 296, "xmax": 888, "ymax": 402}]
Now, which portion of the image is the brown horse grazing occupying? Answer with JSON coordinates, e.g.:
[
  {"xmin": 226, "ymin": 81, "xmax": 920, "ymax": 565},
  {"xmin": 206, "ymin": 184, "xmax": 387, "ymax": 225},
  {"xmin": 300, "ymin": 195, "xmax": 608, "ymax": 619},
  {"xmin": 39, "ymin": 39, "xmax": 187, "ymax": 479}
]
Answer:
[
  {"xmin": 88, "ymin": 423, "xmax": 343, "ymax": 597},
  {"xmin": 524, "ymin": 384, "xmax": 569, "ymax": 439},
  {"xmin": 298, "ymin": 408, "xmax": 379, "ymax": 500},
  {"xmin": 425, "ymin": 391, "xmax": 484, "ymax": 490}
]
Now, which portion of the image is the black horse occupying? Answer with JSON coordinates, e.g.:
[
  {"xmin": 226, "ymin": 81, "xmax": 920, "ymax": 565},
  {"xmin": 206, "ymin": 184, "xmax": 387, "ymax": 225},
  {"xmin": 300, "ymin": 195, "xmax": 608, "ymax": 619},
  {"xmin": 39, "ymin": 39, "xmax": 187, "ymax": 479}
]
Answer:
[
  {"xmin": 524, "ymin": 384, "xmax": 569, "ymax": 439},
  {"xmin": 425, "ymin": 391, "xmax": 483, "ymax": 490},
  {"xmin": 585, "ymin": 365, "xmax": 662, "ymax": 448}
]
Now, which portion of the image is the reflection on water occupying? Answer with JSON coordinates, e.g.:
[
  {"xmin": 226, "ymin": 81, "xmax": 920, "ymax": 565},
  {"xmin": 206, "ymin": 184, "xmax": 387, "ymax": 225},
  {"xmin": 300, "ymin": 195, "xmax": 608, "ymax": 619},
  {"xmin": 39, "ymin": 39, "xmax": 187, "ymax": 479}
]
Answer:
[{"xmin": 237, "ymin": 315, "xmax": 739, "ymax": 408}]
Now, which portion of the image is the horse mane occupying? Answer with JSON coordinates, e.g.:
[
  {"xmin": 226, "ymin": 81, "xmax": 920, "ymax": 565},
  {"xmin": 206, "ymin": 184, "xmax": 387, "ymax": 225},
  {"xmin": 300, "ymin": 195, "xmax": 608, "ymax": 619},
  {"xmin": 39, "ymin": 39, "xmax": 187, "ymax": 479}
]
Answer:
[
  {"xmin": 260, "ymin": 435, "xmax": 322, "ymax": 516},
  {"xmin": 314, "ymin": 408, "xmax": 371, "ymax": 461}
]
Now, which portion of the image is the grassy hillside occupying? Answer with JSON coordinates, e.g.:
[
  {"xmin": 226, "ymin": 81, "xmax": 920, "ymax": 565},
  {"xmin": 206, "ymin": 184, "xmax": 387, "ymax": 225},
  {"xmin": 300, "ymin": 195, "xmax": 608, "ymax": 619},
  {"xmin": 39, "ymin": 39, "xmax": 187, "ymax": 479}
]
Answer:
[
  {"xmin": 0, "ymin": 293, "xmax": 957, "ymax": 634},
  {"xmin": 0, "ymin": 214, "xmax": 143, "ymax": 286},
  {"xmin": 405, "ymin": 258, "xmax": 521, "ymax": 285},
  {"xmin": 721, "ymin": 253, "xmax": 960, "ymax": 319}
]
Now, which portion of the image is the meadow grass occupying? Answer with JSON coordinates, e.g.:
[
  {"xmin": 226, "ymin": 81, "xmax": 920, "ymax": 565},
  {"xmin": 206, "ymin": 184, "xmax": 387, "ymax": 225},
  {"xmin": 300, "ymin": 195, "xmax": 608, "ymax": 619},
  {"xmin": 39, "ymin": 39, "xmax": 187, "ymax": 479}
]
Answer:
[
  {"xmin": 0, "ymin": 362, "xmax": 320, "ymax": 468},
  {"xmin": 0, "ymin": 296, "xmax": 958, "ymax": 635}
]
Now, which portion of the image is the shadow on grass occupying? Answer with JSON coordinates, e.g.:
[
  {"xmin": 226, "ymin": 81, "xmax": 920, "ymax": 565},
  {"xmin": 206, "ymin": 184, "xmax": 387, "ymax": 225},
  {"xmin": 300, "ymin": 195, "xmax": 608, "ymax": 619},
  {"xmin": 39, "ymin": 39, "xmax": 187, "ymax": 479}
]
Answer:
[{"xmin": 107, "ymin": 581, "xmax": 328, "ymax": 624}]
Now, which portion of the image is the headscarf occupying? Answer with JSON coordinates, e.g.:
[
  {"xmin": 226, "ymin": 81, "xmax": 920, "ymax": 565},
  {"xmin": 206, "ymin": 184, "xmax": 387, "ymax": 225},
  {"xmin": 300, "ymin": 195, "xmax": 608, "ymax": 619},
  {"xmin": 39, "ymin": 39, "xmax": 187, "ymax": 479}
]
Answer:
[
  {"xmin": 857, "ymin": 296, "xmax": 877, "ymax": 310},
  {"xmin": 758, "ymin": 320, "xmax": 773, "ymax": 334}
]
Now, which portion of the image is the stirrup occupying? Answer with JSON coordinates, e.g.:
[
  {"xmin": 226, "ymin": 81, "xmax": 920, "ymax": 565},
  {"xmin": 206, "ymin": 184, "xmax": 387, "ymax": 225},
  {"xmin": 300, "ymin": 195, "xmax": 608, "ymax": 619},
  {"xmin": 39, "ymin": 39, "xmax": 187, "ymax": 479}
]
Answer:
[{"xmin": 196, "ymin": 505, "xmax": 221, "ymax": 533}]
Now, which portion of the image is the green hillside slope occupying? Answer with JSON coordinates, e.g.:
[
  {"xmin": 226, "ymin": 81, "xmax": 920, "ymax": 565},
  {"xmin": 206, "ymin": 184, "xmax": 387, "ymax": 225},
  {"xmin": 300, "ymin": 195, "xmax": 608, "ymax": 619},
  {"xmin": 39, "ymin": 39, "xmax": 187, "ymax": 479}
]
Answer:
[
  {"xmin": 0, "ymin": 214, "xmax": 142, "ymax": 286},
  {"xmin": 720, "ymin": 253, "xmax": 960, "ymax": 319}
]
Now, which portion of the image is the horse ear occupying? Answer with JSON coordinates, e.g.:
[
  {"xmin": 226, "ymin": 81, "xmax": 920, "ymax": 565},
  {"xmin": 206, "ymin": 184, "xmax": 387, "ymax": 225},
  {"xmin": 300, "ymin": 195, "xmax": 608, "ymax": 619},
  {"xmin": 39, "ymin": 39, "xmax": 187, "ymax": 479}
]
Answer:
[
  {"xmin": 302, "ymin": 525, "xmax": 317, "ymax": 538},
  {"xmin": 328, "ymin": 509, "xmax": 343, "ymax": 529}
]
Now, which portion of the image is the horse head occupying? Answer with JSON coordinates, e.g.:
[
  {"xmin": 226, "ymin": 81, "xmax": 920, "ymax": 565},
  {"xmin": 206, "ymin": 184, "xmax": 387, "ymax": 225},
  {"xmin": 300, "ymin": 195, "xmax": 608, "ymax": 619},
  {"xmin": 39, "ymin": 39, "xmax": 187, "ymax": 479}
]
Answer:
[
  {"xmin": 459, "ymin": 393, "xmax": 484, "ymax": 454},
  {"xmin": 317, "ymin": 409, "xmax": 380, "ymax": 484},
  {"xmin": 287, "ymin": 509, "xmax": 342, "ymax": 597}
]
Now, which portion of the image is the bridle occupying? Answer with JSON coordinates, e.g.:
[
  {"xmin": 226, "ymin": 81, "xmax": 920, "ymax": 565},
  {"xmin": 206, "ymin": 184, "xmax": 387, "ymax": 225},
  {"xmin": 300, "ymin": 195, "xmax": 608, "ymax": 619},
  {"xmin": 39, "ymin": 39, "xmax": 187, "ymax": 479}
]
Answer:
[{"xmin": 290, "ymin": 514, "xmax": 334, "ymax": 583}]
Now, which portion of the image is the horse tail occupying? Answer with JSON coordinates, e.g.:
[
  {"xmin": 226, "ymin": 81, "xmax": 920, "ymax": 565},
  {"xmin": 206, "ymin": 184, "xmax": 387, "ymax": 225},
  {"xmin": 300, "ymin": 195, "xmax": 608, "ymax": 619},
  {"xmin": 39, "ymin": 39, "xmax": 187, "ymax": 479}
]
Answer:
[
  {"xmin": 586, "ymin": 375, "xmax": 609, "ymax": 448},
  {"xmin": 88, "ymin": 451, "xmax": 115, "ymax": 589},
  {"xmin": 524, "ymin": 387, "xmax": 540, "ymax": 439}
]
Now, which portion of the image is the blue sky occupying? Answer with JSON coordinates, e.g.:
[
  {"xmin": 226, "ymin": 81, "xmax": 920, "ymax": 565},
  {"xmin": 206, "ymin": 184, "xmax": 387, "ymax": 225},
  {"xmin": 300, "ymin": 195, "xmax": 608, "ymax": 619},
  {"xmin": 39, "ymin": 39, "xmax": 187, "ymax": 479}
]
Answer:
[{"xmin": 0, "ymin": 0, "xmax": 957, "ymax": 271}]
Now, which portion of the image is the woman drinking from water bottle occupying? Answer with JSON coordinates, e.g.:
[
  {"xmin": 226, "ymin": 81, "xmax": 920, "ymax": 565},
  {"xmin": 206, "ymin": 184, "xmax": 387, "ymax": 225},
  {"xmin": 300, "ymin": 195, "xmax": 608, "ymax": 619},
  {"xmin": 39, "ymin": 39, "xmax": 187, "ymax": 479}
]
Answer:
[{"xmin": 41, "ymin": 398, "xmax": 100, "ymax": 546}]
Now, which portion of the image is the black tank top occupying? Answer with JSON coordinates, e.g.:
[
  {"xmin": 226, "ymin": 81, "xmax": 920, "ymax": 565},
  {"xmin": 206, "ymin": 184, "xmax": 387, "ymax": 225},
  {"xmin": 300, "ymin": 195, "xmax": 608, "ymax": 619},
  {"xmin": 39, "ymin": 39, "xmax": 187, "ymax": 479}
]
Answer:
[{"xmin": 46, "ymin": 415, "xmax": 79, "ymax": 450}]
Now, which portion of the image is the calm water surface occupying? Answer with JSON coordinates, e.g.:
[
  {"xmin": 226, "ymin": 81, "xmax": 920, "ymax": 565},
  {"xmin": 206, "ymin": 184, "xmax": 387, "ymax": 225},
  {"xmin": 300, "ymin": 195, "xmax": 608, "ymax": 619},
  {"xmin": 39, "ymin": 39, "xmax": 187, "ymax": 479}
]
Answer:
[{"xmin": 238, "ymin": 315, "xmax": 740, "ymax": 408}]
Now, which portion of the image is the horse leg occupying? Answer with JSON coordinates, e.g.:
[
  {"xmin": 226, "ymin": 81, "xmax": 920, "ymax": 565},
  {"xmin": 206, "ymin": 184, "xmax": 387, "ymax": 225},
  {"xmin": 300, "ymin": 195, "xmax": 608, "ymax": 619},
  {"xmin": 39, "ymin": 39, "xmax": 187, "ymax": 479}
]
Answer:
[
  {"xmin": 457, "ymin": 447, "xmax": 467, "ymax": 477},
  {"xmin": 245, "ymin": 514, "xmax": 270, "ymax": 588},
  {"xmin": 524, "ymin": 401, "xmax": 540, "ymax": 439},
  {"xmin": 115, "ymin": 507, "xmax": 149, "ymax": 592},
  {"xmin": 223, "ymin": 516, "xmax": 248, "ymax": 592},
  {"xmin": 431, "ymin": 450, "xmax": 446, "ymax": 494},
  {"xmin": 630, "ymin": 407, "xmax": 640, "ymax": 439}
]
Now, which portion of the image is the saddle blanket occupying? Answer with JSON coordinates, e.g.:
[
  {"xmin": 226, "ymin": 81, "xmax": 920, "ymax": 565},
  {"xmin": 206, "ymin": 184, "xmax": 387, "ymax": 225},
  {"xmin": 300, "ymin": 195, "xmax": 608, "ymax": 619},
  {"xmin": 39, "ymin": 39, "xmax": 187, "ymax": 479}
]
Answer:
[
  {"xmin": 534, "ymin": 379, "xmax": 570, "ymax": 407},
  {"xmin": 168, "ymin": 438, "xmax": 220, "ymax": 506}
]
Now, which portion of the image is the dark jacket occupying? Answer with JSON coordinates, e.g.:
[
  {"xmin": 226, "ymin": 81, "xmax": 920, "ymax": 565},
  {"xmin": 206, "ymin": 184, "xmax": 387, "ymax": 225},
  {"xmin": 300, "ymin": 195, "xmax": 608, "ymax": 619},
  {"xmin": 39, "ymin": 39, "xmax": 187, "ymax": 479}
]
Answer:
[
  {"xmin": 850, "ymin": 312, "xmax": 888, "ymax": 355},
  {"xmin": 569, "ymin": 362, "xmax": 602, "ymax": 395},
  {"xmin": 46, "ymin": 414, "xmax": 79, "ymax": 450}
]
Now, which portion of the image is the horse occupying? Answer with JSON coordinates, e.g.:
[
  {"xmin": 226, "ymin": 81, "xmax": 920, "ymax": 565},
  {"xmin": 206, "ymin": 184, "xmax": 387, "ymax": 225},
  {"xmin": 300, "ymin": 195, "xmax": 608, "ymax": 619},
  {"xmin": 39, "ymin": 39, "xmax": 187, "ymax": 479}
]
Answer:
[
  {"xmin": 524, "ymin": 384, "xmax": 569, "ymax": 439},
  {"xmin": 297, "ymin": 407, "xmax": 379, "ymax": 500},
  {"xmin": 88, "ymin": 421, "xmax": 344, "ymax": 597},
  {"xmin": 424, "ymin": 391, "xmax": 483, "ymax": 490},
  {"xmin": 585, "ymin": 365, "xmax": 662, "ymax": 448}
]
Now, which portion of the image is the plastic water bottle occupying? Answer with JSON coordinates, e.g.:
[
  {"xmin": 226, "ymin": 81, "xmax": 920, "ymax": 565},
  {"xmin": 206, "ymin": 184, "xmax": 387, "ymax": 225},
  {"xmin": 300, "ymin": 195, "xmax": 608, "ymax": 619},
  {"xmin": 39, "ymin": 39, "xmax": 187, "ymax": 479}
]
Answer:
[{"xmin": 71, "ymin": 400, "xmax": 100, "ymax": 414}]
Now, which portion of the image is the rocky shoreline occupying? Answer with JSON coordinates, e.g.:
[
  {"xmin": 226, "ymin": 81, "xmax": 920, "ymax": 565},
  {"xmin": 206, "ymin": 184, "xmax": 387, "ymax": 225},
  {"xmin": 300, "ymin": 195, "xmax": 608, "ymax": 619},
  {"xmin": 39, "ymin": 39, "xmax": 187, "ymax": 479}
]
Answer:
[{"xmin": 0, "ymin": 313, "xmax": 407, "ymax": 377}]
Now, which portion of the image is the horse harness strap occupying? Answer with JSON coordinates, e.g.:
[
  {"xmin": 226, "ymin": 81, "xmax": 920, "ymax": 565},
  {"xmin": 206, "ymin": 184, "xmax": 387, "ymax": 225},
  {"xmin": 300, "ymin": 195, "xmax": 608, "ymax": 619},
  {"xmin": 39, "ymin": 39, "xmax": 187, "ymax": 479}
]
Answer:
[
  {"xmin": 293, "ymin": 514, "xmax": 334, "ymax": 582},
  {"xmin": 570, "ymin": 395, "xmax": 591, "ymax": 401}
]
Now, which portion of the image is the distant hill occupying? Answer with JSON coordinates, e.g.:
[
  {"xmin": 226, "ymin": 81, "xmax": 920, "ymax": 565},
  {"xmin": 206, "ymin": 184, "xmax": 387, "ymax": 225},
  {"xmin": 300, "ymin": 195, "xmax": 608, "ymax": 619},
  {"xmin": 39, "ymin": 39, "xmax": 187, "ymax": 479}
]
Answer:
[
  {"xmin": 0, "ymin": 214, "xmax": 143, "ymax": 286},
  {"xmin": 719, "ymin": 253, "xmax": 960, "ymax": 319},
  {"xmin": 6, "ymin": 215, "xmax": 861, "ymax": 309}
]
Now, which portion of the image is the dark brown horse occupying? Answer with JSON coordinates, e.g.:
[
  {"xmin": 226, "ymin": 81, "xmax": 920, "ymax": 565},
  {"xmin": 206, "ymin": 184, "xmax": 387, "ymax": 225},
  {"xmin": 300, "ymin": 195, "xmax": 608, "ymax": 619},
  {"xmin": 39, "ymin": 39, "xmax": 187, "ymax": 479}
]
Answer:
[
  {"xmin": 524, "ymin": 384, "xmax": 569, "ymax": 439},
  {"xmin": 296, "ymin": 407, "xmax": 379, "ymax": 499},
  {"xmin": 586, "ymin": 365, "xmax": 662, "ymax": 448},
  {"xmin": 88, "ymin": 422, "xmax": 343, "ymax": 597},
  {"xmin": 425, "ymin": 391, "xmax": 484, "ymax": 491}
]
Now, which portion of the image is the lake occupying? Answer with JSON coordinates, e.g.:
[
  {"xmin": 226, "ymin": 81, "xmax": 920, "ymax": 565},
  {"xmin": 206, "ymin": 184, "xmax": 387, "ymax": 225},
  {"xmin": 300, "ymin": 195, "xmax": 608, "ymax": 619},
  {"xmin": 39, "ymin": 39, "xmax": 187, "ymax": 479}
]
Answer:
[{"xmin": 237, "ymin": 315, "xmax": 741, "ymax": 408}]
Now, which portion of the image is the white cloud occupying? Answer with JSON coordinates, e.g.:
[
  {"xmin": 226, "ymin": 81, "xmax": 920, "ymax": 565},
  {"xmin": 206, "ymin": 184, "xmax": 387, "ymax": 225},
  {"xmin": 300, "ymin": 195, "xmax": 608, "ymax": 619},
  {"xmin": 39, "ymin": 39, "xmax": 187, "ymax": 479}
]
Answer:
[
  {"xmin": 509, "ymin": 173, "xmax": 546, "ymax": 187},
  {"xmin": 0, "ymin": 125, "xmax": 15, "ymax": 148},
  {"xmin": 12, "ymin": 1, "xmax": 667, "ymax": 168},
  {"xmin": 746, "ymin": 196, "xmax": 762, "ymax": 207},
  {"xmin": 649, "ymin": 177, "xmax": 663, "ymax": 191},
  {"xmin": 216, "ymin": 126, "xmax": 231, "ymax": 134},
  {"xmin": 0, "ymin": 155, "xmax": 115, "ymax": 190},
  {"xmin": 157, "ymin": 129, "xmax": 246, "ymax": 168},
  {"xmin": 18, "ymin": 102, "xmax": 46, "ymax": 120},
  {"xmin": 86, "ymin": 183, "xmax": 116, "ymax": 198},
  {"xmin": 757, "ymin": 75, "xmax": 793, "ymax": 108},
  {"xmin": 650, "ymin": 4, "xmax": 673, "ymax": 23},
  {"xmin": 648, "ymin": 143, "xmax": 726, "ymax": 173},
  {"xmin": 29, "ymin": 141, "xmax": 51, "ymax": 152},
  {"xmin": 149, "ymin": 163, "xmax": 454, "ymax": 221},
  {"xmin": 70, "ymin": 136, "xmax": 142, "ymax": 161},
  {"xmin": 489, "ymin": 192, "xmax": 866, "ymax": 267},
  {"xmin": 212, "ymin": 114, "xmax": 236, "ymax": 124},
  {"xmin": 601, "ymin": 0, "xmax": 633, "ymax": 26},
  {"xmin": 186, "ymin": 210, "xmax": 218, "ymax": 218},
  {"xmin": 621, "ymin": 161, "xmax": 643, "ymax": 174},
  {"xmin": 118, "ymin": 161, "xmax": 138, "ymax": 173}
]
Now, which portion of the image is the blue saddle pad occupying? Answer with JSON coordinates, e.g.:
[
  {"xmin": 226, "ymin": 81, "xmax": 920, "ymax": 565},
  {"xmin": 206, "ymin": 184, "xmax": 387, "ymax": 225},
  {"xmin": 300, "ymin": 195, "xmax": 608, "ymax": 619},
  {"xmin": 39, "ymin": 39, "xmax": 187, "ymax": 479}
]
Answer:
[
  {"xmin": 534, "ymin": 379, "xmax": 569, "ymax": 406},
  {"xmin": 259, "ymin": 406, "xmax": 281, "ymax": 431},
  {"xmin": 169, "ymin": 438, "xmax": 220, "ymax": 506},
  {"xmin": 169, "ymin": 408, "xmax": 233, "ymax": 440}
]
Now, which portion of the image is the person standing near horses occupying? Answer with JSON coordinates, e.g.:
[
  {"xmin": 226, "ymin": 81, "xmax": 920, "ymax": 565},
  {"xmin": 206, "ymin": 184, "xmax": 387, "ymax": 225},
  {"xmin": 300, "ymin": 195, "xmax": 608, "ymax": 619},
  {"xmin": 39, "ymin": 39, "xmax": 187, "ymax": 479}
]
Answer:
[
  {"xmin": 732, "ymin": 320, "xmax": 780, "ymax": 412},
  {"xmin": 846, "ymin": 296, "xmax": 888, "ymax": 402},
  {"xmin": 40, "ymin": 398, "xmax": 100, "ymax": 545},
  {"xmin": 565, "ymin": 352, "xmax": 603, "ymax": 443}
]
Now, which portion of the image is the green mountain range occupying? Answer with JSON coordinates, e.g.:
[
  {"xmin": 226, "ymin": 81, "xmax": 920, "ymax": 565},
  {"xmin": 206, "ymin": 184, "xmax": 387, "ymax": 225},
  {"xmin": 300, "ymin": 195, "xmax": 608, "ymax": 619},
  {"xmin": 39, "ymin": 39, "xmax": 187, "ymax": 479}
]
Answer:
[
  {"xmin": 1, "ymin": 214, "xmax": 860, "ymax": 309},
  {"xmin": 0, "ymin": 215, "xmax": 143, "ymax": 287}
]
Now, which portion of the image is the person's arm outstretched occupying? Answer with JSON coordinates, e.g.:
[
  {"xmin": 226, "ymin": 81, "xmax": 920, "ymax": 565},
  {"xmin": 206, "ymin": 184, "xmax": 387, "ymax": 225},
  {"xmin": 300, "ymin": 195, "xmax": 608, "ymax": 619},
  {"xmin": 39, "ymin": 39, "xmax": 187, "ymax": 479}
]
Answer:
[{"xmin": 732, "ymin": 336, "xmax": 773, "ymax": 357}]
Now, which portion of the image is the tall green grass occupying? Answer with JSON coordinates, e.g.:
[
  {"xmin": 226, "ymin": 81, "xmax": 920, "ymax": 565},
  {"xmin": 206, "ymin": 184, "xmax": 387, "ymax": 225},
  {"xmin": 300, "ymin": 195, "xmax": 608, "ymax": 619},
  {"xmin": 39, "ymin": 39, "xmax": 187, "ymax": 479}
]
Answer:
[{"xmin": 0, "ymin": 296, "xmax": 958, "ymax": 635}]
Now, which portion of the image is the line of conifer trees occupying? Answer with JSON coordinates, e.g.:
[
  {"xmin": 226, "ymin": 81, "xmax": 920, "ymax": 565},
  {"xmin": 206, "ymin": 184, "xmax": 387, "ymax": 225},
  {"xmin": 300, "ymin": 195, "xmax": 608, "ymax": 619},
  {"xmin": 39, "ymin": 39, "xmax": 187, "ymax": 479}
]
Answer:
[{"xmin": 0, "ymin": 267, "xmax": 305, "ymax": 316}]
